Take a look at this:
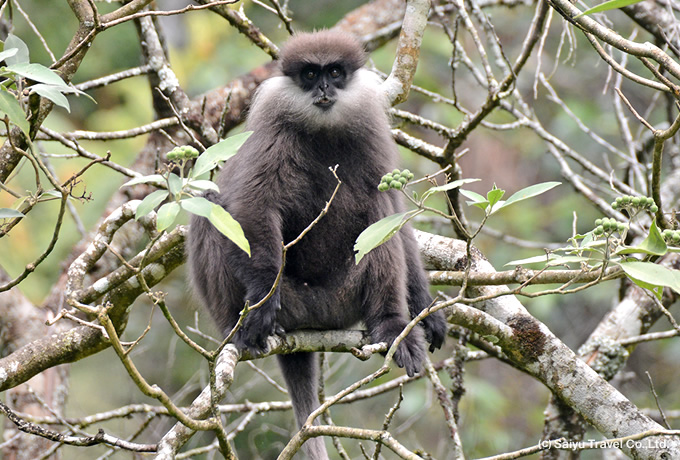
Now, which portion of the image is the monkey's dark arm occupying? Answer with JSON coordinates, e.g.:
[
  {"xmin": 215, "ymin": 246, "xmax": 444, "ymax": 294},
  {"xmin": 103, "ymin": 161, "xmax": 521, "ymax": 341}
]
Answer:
[
  {"xmin": 195, "ymin": 188, "xmax": 285, "ymax": 354},
  {"xmin": 401, "ymin": 226, "xmax": 447, "ymax": 351},
  {"xmin": 231, "ymin": 204, "xmax": 286, "ymax": 353}
]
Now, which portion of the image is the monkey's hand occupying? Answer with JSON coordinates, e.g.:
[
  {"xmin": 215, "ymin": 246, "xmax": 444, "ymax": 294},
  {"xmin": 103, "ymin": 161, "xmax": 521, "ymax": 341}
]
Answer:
[
  {"xmin": 421, "ymin": 309, "xmax": 447, "ymax": 353},
  {"xmin": 373, "ymin": 321, "xmax": 426, "ymax": 377},
  {"xmin": 233, "ymin": 299, "xmax": 282, "ymax": 355}
]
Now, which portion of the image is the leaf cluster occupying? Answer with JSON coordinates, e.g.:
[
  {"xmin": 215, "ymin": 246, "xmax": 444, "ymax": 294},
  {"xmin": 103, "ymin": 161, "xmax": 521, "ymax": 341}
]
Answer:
[
  {"xmin": 0, "ymin": 35, "xmax": 89, "ymax": 134},
  {"xmin": 120, "ymin": 132, "xmax": 253, "ymax": 256},
  {"xmin": 510, "ymin": 202, "xmax": 680, "ymax": 299},
  {"xmin": 354, "ymin": 176, "xmax": 559, "ymax": 263}
]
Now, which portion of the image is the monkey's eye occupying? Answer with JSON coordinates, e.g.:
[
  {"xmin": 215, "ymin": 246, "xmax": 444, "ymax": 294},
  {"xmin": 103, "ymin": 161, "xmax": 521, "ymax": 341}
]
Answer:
[
  {"xmin": 302, "ymin": 68, "xmax": 318, "ymax": 81},
  {"xmin": 329, "ymin": 67, "xmax": 342, "ymax": 79}
]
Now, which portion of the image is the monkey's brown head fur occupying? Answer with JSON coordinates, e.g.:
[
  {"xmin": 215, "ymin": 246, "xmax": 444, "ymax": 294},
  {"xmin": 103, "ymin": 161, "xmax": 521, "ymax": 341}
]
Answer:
[{"xmin": 279, "ymin": 30, "xmax": 367, "ymax": 78}]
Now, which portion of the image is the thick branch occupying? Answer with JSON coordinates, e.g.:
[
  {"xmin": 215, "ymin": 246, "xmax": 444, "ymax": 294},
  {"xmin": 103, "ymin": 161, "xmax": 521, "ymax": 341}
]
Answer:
[
  {"xmin": 381, "ymin": 0, "xmax": 431, "ymax": 104},
  {"xmin": 415, "ymin": 231, "xmax": 680, "ymax": 459}
]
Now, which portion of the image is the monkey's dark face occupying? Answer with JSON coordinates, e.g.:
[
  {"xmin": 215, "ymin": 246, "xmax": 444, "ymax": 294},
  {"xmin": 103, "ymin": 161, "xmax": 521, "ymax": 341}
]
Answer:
[
  {"xmin": 250, "ymin": 31, "xmax": 388, "ymax": 131},
  {"xmin": 296, "ymin": 63, "xmax": 347, "ymax": 109},
  {"xmin": 252, "ymin": 67, "xmax": 385, "ymax": 132}
]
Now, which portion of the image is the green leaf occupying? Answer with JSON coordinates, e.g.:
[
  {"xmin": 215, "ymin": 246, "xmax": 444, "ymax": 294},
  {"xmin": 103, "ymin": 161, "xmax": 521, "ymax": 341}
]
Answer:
[
  {"xmin": 41, "ymin": 190, "xmax": 62, "ymax": 199},
  {"xmin": 6, "ymin": 62, "xmax": 67, "ymax": 86},
  {"xmin": 156, "ymin": 202, "xmax": 180, "ymax": 232},
  {"xmin": 581, "ymin": 237, "xmax": 607, "ymax": 250},
  {"xmin": 491, "ymin": 182, "xmax": 561, "ymax": 215},
  {"xmin": 30, "ymin": 84, "xmax": 70, "ymax": 112},
  {"xmin": 577, "ymin": 232, "xmax": 595, "ymax": 247},
  {"xmin": 0, "ymin": 88, "xmax": 29, "ymax": 135},
  {"xmin": 545, "ymin": 255, "xmax": 594, "ymax": 266},
  {"xmin": 619, "ymin": 260, "xmax": 680, "ymax": 299},
  {"xmin": 0, "ymin": 48, "xmax": 18, "ymax": 63},
  {"xmin": 191, "ymin": 131, "xmax": 253, "ymax": 178},
  {"xmin": 486, "ymin": 184, "xmax": 505, "ymax": 209},
  {"xmin": 135, "ymin": 190, "xmax": 168, "ymax": 220},
  {"xmin": 459, "ymin": 189, "xmax": 490, "ymax": 210},
  {"xmin": 180, "ymin": 197, "xmax": 213, "ymax": 218},
  {"xmin": 167, "ymin": 173, "xmax": 183, "ymax": 197},
  {"xmin": 506, "ymin": 254, "xmax": 553, "ymax": 266},
  {"xmin": 354, "ymin": 211, "xmax": 417, "ymax": 264},
  {"xmin": 577, "ymin": 0, "xmax": 645, "ymax": 17},
  {"xmin": 421, "ymin": 178, "xmax": 480, "ymax": 201},
  {"xmin": 506, "ymin": 254, "xmax": 594, "ymax": 267},
  {"xmin": 616, "ymin": 219, "xmax": 667, "ymax": 256},
  {"xmin": 186, "ymin": 179, "xmax": 219, "ymax": 192},
  {"xmin": 121, "ymin": 174, "xmax": 165, "ymax": 188},
  {"xmin": 0, "ymin": 207, "xmax": 24, "ymax": 218},
  {"xmin": 3, "ymin": 35, "xmax": 30, "ymax": 65},
  {"xmin": 209, "ymin": 203, "xmax": 250, "ymax": 256}
]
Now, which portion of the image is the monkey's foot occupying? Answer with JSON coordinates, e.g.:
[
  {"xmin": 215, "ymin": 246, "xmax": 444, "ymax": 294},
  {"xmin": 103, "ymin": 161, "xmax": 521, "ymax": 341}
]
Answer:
[
  {"xmin": 372, "ymin": 322, "xmax": 426, "ymax": 377},
  {"xmin": 232, "ymin": 306, "xmax": 281, "ymax": 356},
  {"xmin": 421, "ymin": 309, "xmax": 447, "ymax": 352}
]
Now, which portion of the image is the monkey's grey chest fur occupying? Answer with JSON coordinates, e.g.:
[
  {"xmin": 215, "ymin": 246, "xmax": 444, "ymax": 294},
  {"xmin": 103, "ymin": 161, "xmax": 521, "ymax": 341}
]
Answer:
[{"xmin": 278, "ymin": 137, "xmax": 395, "ymax": 286}]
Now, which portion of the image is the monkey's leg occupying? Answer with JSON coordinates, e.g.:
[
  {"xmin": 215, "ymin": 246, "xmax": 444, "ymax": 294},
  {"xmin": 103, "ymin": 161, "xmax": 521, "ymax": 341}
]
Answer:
[
  {"xmin": 193, "ymin": 191, "xmax": 285, "ymax": 354},
  {"xmin": 401, "ymin": 227, "xmax": 447, "ymax": 351},
  {"xmin": 360, "ymin": 242, "xmax": 426, "ymax": 377},
  {"xmin": 187, "ymin": 208, "xmax": 243, "ymax": 333},
  {"xmin": 277, "ymin": 353, "xmax": 329, "ymax": 460}
]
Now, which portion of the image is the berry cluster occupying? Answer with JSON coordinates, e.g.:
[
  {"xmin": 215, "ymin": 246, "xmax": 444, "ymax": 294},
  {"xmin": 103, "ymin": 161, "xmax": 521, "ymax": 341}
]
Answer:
[
  {"xmin": 593, "ymin": 217, "xmax": 627, "ymax": 236},
  {"xmin": 611, "ymin": 195, "xmax": 658, "ymax": 213},
  {"xmin": 662, "ymin": 229, "xmax": 680, "ymax": 244},
  {"xmin": 167, "ymin": 145, "xmax": 199, "ymax": 161},
  {"xmin": 378, "ymin": 169, "xmax": 415, "ymax": 192}
]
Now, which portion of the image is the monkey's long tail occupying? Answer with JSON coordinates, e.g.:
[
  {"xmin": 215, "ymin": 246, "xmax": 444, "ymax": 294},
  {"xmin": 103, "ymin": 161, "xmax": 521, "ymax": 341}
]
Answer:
[{"xmin": 277, "ymin": 352, "xmax": 330, "ymax": 460}]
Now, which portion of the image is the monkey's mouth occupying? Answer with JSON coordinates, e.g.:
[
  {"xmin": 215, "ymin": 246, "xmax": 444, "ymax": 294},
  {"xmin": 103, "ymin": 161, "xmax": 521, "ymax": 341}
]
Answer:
[{"xmin": 313, "ymin": 96, "xmax": 334, "ymax": 109}]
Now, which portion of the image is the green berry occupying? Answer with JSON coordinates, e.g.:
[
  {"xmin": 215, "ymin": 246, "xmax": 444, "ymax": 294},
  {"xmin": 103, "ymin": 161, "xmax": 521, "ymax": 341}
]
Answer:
[
  {"xmin": 167, "ymin": 145, "xmax": 200, "ymax": 160},
  {"xmin": 378, "ymin": 183, "xmax": 390, "ymax": 192},
  {"xmin": 595, "ymin": 218, "xmax": 603, "ymax": 226},
  {"xmin": 617, "ymin": 223, "xmax": 627, "ymax": 232},
  {"xmin": 673, "ymin": 233, "xmax": 680, "ymax": 243},
  {"xmin": 390, "ymin": 180, "xmax": 402, "ymax": 190},
  {"xmin": 611, "ymin": 201, "xmax": 619, "ymax": 209},
  {"xmin": 602, "ymin": 220, "xmax": 611, "ymax": 231},
  {"xmin": 183, "ymin": 146, "xmax": 199, "ymax": 159},
  {"xmin": 621, "ymin": 196, "xmax": 631, "ymax": 205},
  {"xmin": 632, "ymin": 197, "xmax": 641, "ymax": 206},
  {"xmin": 596, "ymin": 225, "xmax": 604, "ymax": 235},
  {"xmin": 392, "ymin": 169, "xmax": 401, "ymax": 175},
  {"xmin": 407, "ymin": 172, "xmax": 415, "ymax": 181},
  {"xmin": 398, "ymin": 177, "xmax": 408, "ymax": 185},
  {"xmin": 650, "ymin": 205, "xmax": 659, "ymax": 213},
  {"xmin": 383, "ymin": 174, "xmax": 393, "ymax": 183}
]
